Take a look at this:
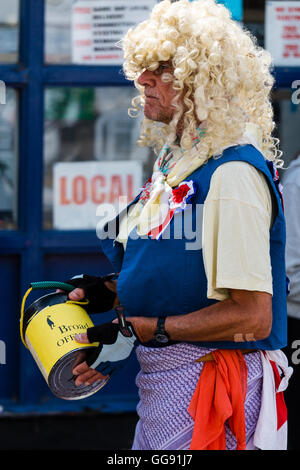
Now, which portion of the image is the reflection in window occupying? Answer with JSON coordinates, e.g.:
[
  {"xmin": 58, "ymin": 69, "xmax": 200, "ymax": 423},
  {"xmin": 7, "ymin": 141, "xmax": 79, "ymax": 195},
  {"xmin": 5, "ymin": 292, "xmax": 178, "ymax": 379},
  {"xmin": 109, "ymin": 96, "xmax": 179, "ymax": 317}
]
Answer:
[
  {"xmin": 0, "ymin": 0, "xmax": 19, "ymax": 63},
  {"xmin": 43, "ymin": 86, "xmax": 152, "ymax": 230},
  {"xmin": 0, "ymin": 88, "xmax": 18, "ymax": 229}
]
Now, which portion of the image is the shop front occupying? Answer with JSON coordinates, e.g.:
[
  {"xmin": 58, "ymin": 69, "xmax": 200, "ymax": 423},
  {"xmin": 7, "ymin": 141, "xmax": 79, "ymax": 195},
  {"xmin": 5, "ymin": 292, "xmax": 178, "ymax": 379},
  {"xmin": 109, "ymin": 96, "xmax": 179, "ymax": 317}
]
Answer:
[{"xmin": 0, "ymin": 0, "xmax": 299, "ymax": 414}]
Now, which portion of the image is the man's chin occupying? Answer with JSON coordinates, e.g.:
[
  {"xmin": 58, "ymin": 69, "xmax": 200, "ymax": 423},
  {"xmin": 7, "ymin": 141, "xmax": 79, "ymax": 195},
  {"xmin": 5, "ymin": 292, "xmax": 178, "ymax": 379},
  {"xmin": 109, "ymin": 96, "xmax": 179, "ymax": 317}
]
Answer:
[
  {"xmin": 143, "ymin": 108, "xmax": 170, "ymax": 124},
  {"xmin": 143, "ymin": 104, "xmax": 156, "ymax": 121}
]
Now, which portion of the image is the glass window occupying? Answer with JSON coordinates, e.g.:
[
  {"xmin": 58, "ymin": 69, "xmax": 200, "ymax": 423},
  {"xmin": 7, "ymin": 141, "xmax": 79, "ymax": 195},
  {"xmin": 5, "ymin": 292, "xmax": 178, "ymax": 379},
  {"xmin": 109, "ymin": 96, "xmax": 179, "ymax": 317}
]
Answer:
[
  {"xmin": 45, "ymin": 0, "xmax": 73, "ymax": 64},
  {"xmin": 243, "ymin": 0, "xmax": 265, "ymax": 48},
  {"xmin": 43, "ymin": 86, "xmax": 152, "ymax": 230},
  {"xmin": 45, "ymin": 0, "xmax": 158, "ymax": 65},
  {"xmin": 272, "ymin": 89, "xmax": 300, "ymax": 178},
  {"xmin": 0, "ymin": 88, "xmax": 18, "ymax": 230},
  {"xmin": 0, "ymin": 0, "xmax": 19, "ymax": 63}
]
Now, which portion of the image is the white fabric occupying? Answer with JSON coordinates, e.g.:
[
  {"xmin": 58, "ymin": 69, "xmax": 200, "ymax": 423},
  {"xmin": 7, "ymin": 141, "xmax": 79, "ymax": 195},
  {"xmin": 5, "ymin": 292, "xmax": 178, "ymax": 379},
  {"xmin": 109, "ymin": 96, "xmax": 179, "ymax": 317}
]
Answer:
[
  {"xmin": 203, "ymin": 161, "xmax": 273, "ymax": 301},
  {"xmin": 90, "ymin": 331, "xmax": 136, "ymax": 369},
  {"xmin": 138, "ymin": 171, "xmax": 173, "ymax": 236},
  {"xmin": 252, "ymin": 350, "xmax": 293, "ymax": 450}
]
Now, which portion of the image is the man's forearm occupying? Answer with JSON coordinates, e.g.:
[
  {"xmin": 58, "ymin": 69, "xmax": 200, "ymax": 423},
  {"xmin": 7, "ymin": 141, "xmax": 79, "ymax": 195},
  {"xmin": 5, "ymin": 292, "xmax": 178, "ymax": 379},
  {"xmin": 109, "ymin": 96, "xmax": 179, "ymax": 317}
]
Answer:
[{"xmin": 128, "ymin": 290, "xmax": 272, "ymax": 344}]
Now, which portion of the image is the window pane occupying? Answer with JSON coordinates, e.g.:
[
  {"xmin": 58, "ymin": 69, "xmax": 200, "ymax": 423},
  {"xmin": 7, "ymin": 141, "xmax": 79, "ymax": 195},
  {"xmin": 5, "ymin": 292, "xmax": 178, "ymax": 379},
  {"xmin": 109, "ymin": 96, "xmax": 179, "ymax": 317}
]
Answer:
[
  {"xmin": 0, "ymin": 88, "xmax": 18, "ymax": 229},
  {"xmin": 43, "ymin": 86, "xmax": 152, "ymax": 230},
  {"xmin": 45, "ymin": 0, "xmax": 73, "ymax": 64},
  {"xmin": 0, "ymin": 0, "xmax": 19, "ymax": 63},
  {"xmin": 45, "ymin": 0, "xmax": 158, "ymax": 65},
  {"xmin": 272, "ymin": 89, "xmax": 300, "ymax": 178}
]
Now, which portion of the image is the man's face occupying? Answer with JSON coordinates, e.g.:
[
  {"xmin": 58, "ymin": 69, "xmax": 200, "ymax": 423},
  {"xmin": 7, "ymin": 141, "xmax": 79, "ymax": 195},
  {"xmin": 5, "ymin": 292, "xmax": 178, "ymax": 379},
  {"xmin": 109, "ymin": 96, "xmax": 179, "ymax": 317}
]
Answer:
[{"xmin": 137, "ymin": 61, "xmax": 178, "ymax": 124}]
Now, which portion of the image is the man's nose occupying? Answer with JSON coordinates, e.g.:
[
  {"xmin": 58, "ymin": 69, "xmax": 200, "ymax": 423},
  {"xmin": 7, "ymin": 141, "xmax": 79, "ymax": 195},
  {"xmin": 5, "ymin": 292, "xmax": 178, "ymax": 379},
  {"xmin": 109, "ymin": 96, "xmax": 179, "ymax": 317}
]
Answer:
[{"xmin": 137, "ymin": 69, "xmax": 156, "ymax": 87}]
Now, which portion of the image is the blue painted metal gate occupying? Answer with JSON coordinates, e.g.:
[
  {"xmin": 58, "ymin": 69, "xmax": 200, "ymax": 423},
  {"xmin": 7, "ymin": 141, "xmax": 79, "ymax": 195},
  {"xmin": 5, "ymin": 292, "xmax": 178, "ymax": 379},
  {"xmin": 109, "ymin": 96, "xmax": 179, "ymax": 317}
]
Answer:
[{"xmin": 0, "ymin": 0, "xmax": 140, "ymax": 414}]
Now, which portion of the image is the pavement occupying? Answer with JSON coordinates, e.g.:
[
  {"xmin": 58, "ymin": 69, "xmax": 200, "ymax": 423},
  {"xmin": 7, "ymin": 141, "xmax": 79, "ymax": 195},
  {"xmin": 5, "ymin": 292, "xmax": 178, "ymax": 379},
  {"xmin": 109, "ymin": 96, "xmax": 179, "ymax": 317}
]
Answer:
[{"xmin": 0, "ymin": 411, "xmax": 139, "ymax": 450}]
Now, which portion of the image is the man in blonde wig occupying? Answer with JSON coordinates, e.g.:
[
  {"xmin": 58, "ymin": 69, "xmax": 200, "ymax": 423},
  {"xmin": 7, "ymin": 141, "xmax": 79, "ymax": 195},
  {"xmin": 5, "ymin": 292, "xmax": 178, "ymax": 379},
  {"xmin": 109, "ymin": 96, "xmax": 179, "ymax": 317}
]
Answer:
[{"xmin": 69, "ymin": 0, "xmax": 293, "ymax": 451}]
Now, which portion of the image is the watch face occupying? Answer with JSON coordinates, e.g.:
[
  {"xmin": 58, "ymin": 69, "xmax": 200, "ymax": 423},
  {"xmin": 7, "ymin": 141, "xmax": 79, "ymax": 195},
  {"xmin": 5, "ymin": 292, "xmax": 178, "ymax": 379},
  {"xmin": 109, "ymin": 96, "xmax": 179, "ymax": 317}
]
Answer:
[{"xmin": 155, "ymin": 333, "xmax": 169, "ymax": 344}]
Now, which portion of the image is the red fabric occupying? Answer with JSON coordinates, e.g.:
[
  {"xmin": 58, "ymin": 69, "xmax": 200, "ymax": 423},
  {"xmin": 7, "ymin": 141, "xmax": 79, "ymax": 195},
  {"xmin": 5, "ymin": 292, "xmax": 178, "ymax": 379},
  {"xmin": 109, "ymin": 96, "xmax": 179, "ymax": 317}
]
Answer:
[
  {"xmin": 147, "ymin": 209, "xmax": 175, "ymax": 239},
  {"xmin": 172, "ymin": 184, "xmax": 190, "ymax": 203},
  {"xmin": 188, "ymin": 349, "xmax": 248, "ymax": 450},
  {"xmin": 269, "ymin": 360, "xmax": 288, "ymax": 430}
]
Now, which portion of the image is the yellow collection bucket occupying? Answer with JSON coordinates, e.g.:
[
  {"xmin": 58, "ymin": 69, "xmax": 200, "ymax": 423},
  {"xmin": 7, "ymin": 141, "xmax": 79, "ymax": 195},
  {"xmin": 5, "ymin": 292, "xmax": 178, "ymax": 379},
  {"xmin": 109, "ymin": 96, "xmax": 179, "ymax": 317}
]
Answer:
[{"xmin": 20, "ymin": 281, "xmax": 109, "ymax": 400}]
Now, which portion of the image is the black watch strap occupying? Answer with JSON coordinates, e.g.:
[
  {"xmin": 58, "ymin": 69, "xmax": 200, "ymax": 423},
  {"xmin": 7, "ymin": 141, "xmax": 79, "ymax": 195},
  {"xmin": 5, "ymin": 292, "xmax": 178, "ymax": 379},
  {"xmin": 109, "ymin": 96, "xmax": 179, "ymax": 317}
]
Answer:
[{"xmin": 154, "ymin": 316, "xmax": 170, "ymax": 344}]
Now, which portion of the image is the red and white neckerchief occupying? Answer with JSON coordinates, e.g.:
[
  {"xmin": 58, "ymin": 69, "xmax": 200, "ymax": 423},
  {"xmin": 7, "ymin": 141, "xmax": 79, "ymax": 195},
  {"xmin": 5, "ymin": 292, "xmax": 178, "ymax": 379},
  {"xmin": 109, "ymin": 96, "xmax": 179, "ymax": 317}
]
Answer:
[
  {"xmin": 133, "ymin": 127, "xmax": 205, "ymax": 240},
  {"xmin": 147, "ymin": 180, "xmax": 197, "ymax": 240}
]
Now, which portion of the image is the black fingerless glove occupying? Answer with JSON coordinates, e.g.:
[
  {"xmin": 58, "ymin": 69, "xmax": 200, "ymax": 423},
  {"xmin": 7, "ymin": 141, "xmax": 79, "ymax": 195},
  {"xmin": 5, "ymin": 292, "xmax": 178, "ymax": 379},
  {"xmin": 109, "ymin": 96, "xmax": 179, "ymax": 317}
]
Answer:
[
  {"xmin": 82, "ymin": 320, "xmax": 138, "ymax": 375},
  {"xmin": 64, "ymin": 274, "xmax": 117, "ymax": 314}
]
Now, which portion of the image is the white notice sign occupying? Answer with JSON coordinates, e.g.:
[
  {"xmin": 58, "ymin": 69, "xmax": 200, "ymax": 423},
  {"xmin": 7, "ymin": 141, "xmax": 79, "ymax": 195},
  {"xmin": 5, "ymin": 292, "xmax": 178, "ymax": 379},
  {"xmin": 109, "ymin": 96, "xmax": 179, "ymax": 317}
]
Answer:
[
  {"xmin": 265, "ymin": 1, "xmax": 300, "ymax": 66},
  {"xmin": 53, "ymin": 161, "xmax": 142, "ymax": 230},
  {"xmin": 72, "ymin": 0, "xmax": 157, "ymax": 65}
]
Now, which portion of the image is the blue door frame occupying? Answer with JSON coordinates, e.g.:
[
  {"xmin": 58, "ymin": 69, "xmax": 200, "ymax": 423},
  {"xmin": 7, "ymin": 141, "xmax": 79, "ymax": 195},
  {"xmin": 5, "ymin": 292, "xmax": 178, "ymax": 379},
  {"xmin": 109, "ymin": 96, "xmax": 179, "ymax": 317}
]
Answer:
[{"xmin": 0, "ymin": 1, "xmax": 298, "ymax": 414}]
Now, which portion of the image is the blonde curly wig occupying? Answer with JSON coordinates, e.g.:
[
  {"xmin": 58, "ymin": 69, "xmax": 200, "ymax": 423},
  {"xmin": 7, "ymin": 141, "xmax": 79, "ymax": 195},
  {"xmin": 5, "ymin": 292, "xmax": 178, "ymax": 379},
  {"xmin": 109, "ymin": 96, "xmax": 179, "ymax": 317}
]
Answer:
[{"xmin": 122, "ymin": 0, "xmax": 283, "ymax": 167}]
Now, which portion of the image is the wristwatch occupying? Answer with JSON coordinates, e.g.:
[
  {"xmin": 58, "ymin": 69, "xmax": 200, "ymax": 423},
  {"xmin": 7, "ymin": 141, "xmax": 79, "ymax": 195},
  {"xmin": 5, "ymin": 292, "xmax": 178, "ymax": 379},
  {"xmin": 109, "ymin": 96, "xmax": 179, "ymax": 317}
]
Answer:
[{"xmin": 154, "ymin": 316, "xmax": 170, "ymax": 344}]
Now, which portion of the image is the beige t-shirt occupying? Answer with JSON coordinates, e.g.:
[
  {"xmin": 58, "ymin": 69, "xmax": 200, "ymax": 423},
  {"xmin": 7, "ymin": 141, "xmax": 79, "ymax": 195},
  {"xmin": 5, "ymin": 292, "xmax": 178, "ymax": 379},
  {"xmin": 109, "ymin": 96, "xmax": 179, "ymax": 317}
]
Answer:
[
  {"xmin": 117, "ymin": 160, "xmax": 273, "ymax": 301},
  {"xmin": 203, "ymin": 161, "xmax": 273, "ymax": 301}
]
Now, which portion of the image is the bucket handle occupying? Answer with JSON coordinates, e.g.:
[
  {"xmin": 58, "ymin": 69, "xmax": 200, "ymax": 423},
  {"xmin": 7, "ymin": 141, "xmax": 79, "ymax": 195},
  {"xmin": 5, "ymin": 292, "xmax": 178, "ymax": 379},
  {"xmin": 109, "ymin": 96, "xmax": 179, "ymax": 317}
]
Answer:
[
  {"xmin": 20, "ymin": 281, "xmax": 89, "ymax": 348},
  {"xmin": 30, "ymin": 281, "xmax": 76, "ymax": 292}
]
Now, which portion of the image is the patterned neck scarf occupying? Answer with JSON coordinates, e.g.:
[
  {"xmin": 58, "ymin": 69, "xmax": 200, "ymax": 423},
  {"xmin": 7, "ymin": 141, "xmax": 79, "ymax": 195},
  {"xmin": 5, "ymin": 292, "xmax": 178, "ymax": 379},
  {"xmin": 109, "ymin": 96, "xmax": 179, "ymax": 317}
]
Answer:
[{"xmin": 129, "ymin": 126, "xmax": 206, "ymax": 237}]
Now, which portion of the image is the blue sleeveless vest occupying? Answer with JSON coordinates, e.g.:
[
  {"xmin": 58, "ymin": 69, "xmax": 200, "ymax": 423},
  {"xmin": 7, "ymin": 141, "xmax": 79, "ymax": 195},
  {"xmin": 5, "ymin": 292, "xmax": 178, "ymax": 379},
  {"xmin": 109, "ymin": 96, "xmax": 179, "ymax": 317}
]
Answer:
[{"xmin": 100, "ymin": 144, "xmax": 288, "ymax": 350}]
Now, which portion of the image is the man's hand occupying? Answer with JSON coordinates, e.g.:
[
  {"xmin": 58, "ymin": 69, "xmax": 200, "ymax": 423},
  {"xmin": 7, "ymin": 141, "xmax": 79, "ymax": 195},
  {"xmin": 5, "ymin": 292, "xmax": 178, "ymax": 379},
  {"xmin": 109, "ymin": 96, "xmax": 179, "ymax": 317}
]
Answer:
[
  {"xmin": 67, "ymin": 279, "xmax": 119, "ymax": 306},
  {"xmin": 72, "ymin": 348, "xmax": 108, "ymax": 387},
  {"xmin": 57, "ymin": 274, "xmax": 119, "ymax": 313},
  {"xmin": 72, "ymin": 321, "xmax": 138, "ymax": 386}
]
